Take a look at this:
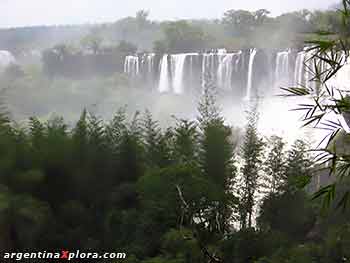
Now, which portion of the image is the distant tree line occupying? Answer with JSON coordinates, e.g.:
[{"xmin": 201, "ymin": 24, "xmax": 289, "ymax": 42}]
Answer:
[
  {"xmin": 41, "ymin": 40, "xmax": 137, "ymax": 78},
  {"xmin": 0, "ymin": 7, "xmax": 345, "ymax": 54},
  {"xmin": 1, "ymin": 6, "xmax": 347, "ymax": 79}
]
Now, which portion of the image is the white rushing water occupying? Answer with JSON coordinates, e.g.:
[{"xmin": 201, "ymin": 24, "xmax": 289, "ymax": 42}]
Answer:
[
  {"xmin": 122, "ymin": 49, "xmax": 350, "ymax": 146},
  {"xmin": 235, "ymin": 51, "xmax": 243, "ymax": 73},
  {"xmin": 275, "ymin": 50, "xmax": 290, "ymax": 89},
  {"xmin": 124, "ymin": 55, "xmax": 139, "ymax": 76},
  {"xmin": 201, "ymin": 53, "xmax": 216, "ymax": 91},
  {"xmin": 245, "ymin": 48, "xmax": 257, "ymax": 100},
  {"xmin": 294, "ymin": 51, "xmax": 305, "ymax": 86},
  {"xmin": 123, "ymin": 49, "xmax": 350, "ymax": 100},
  {"xmin": 144, "ymin": 53, "xmax": 155, "ymax": 74},
  {"xmin": 159, "ymin": 54, "xmax": 170, "ymax": 93},
  {"xmin": 217, "ymin": 53, "xmax": 239, "ymax": 90},
  {"xmin": 0, "ymin": 50, "xmax": 16, "ymax": 69},
  {"xmin": 171, "ymin": 54, "xmax": 188, "ymax": 94}
]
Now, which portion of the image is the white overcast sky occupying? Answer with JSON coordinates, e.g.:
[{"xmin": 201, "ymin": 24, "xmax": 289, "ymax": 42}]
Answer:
[{"xmin": 0, "ymin": 0, "xmax": 338, "ymax": 28}]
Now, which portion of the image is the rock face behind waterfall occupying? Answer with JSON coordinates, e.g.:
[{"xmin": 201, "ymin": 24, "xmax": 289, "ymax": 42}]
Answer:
[
  {"xmin": 123, "ymin": 48, "xmax": 346, "ymax": 101},
  {"xmin": 0, "ymin": 50, "xmax": 16, "ymax": 69}
]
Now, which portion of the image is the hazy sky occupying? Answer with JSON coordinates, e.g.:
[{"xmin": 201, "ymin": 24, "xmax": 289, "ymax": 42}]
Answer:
[{"xmin": 1, "ymin": 0, "xmax": 338, "ymax": 28}]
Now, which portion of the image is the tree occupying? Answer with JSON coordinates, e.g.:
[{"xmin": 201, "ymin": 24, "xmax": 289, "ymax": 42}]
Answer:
[
  {"xmin": 142, "ymin": 110, "xmax": 172, "ymax": 168},
  {"xmin": 222, "ymin": 229, "xmax": 266, "ymax": 263},
  {"xmin": 136, "ymin": 10, "xmax": 151, "ymax": 29},
  {"xmin": 197, "ymin": 76, "xmax": 222, "ymax": 128},
  {"xmin": 153, "ymin": 40, "xmax": 168, "ymax": 54},
  {"xmin": 282, "ymin": 0, "xmax": 350, "ymax": 208},
  {"xmin": 284, "ymin": 140, "xmax": 313, "ymax": 192},
  {"xmin": 81, "ymin": 34, "xmax": 103, "ymax": 54},
  {"xmin": 117, "ymin": 40, "xmax": 138, "ymax": 55},
  {"xmin": 262, "ymin": 135, "xmax": 286, "ymax": 194},
  {"xmin": 117, "ymin": 113, "xmax": 145, "ymax": 183},
  {"xmin": 173, "ymin": 119, "xmax": 198, "ymax": 165},
  {"xmin": 0, "ymin": 189, "xmax": 52, "ymax": 250},
  {"xmin": 238, "ymin": 109, "xmax": 265, "ymax": 229},
  {"xmin": 258, "ymin": 190, "xmax": 316, "ymax": 241},
  {"xmin": 222, "ymin": 10, "xmax": 256, "ymax": 37},
  {"xmin": 254, "ymin": 9, "xmax": 271, "ymax": 26},
  {"xmin": 275, "ymin": 10, "xmax": 312, "ymax": 33},
  {"xmin": 28, "ymin": 117, "xmax": 46, "ymax": 164},
  {"xmin": 41, "ymin": 116, "xmax": 72, "ymax": 208},
  {"xmin": 197, "ymin": 85, "xmax": 237, "ymax": 234},
  {"xmin": 72, "ymin": 109, "xmax": 89, "ymax": 165},
  {"xmin": 199, "ymin": 120, "xmax": 237, "ymax": 234},
  {"xmin": 136, "ymin": 165, "xmax": 198, "ymax": 257},
  {"xmin": 105, "ymin": 108, "xmax": 127, "ymax": 154},
  {"xmin": 310, "ymin": 10, "xmax": 342, "ymax": 33},
  {"xmin": 160, "ymin": 21, "xmax": 208, "ymax": 53}
]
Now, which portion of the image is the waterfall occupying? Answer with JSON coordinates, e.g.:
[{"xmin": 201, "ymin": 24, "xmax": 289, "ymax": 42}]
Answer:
[
  {"xmin": 122, "ymin": 48, "xmax": 350, "ymax": 99},
  {"xmin": 202, "ymin": 54, "xmax": 209, "ymax": 90},
  {"xmin": 217, "ymin": 53, "xmax": 237, "ymax": 90},
  {"xmin": 294, "ymin": 51, "xmax": 305, "ymax": 86},
  {"xmin": 235, "ymin": 51, "xmax": 242, "ymax": 72},
  {"xmin": 159, "ymin": 54, "xmax": 170, "ymax": 93},
  {"xmin": 201, "ymin": 54, "xmax": 206, "ymax": 90},
  {"xmin": 171, "ymin": 54, "xmax": 188, "ymax": 94},
  {"xmin": 210, "ymin": 53, "xmax": 216, "ymax": 75},
  {"xmin": 245, "ymin": 49, "xmax": 257, "ymax": 100},
  {"xmin": 124, "ymin": 55, "xmax": 139, "ymax": 76},
  {"xmin": 189, "ymin": 55, "xmax": 194, "ymax": 84},
  {"xmin": 0, "ymin": 50, "xmax": 16, "ymax": 68},
  {"xmin": 275, "ymin": 50, "xmax": 290, "ymax": 88},
  {"xmin": 202, "ymin": 53, "xmax": 217, "ymax": 91},
  {"xmin": 145, "ymin": 53, "xmax": 155, "ymax": 73}
]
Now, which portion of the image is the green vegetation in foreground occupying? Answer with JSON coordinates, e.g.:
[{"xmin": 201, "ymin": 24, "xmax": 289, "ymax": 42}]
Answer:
[{"xmin": 0, "ymin": 85, "xmax": 350, "ymax": 262}]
